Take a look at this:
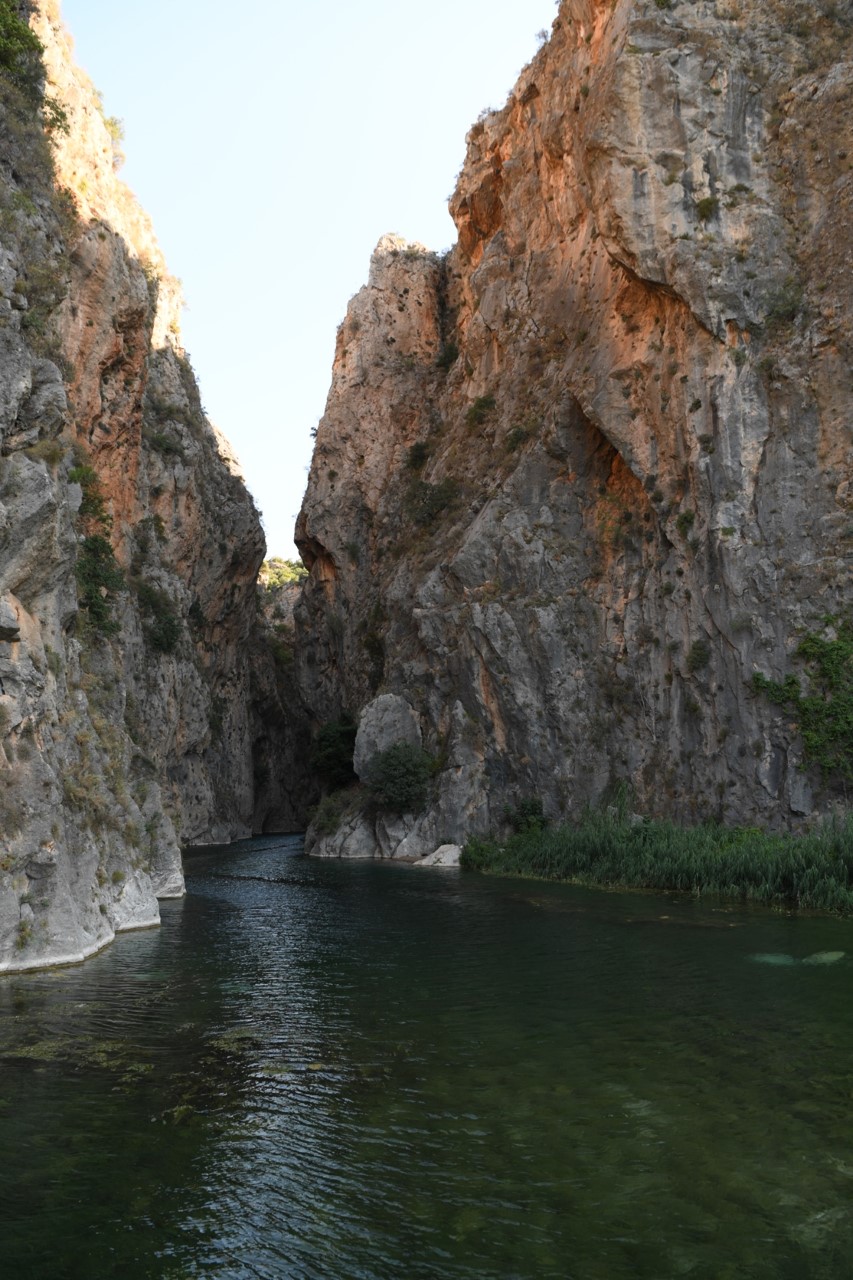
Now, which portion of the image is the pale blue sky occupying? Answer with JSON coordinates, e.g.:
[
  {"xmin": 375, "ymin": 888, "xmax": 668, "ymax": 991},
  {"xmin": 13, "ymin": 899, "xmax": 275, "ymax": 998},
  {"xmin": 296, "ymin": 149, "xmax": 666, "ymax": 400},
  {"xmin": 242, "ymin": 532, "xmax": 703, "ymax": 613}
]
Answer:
[{"xmin": 61, "ymin": 0, "xmax": 558, "ymax": 557}]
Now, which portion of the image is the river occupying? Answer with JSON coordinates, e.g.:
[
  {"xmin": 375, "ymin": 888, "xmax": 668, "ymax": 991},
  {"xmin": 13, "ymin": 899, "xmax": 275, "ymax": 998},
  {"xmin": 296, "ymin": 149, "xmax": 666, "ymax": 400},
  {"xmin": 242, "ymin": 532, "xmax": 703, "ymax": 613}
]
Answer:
[{"xmin": 0, "ymin": 835, "xmax": 851, "ymax": 1279}]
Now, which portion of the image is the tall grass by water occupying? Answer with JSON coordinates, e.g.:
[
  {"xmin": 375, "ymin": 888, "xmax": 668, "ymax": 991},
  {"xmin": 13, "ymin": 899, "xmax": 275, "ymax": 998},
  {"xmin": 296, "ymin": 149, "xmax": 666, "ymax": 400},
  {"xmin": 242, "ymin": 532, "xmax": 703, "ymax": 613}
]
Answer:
[{"xmin": 462, "ymin": 809, "xmax": 853, "ymax": 913}]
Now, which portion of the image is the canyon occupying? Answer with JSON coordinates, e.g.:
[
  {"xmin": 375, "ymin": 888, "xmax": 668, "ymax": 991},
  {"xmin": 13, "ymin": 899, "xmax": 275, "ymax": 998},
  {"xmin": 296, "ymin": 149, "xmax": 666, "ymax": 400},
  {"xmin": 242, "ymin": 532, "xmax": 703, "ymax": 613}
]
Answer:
[{"xmin": 0, "ymin": 0, "xmax": 851, "ymax": 970}]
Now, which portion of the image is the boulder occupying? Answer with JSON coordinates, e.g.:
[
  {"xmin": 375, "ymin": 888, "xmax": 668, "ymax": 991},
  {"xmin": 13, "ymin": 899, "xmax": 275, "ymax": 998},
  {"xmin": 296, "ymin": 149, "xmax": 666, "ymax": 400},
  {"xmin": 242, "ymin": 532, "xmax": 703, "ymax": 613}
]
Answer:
[
  {"xmin": 414, "ymin": 844, "xmax": 462, "ymax": 868},
  {"xmin": 353, "ymin": 694, "xmax": 422, "ymax": 780}
]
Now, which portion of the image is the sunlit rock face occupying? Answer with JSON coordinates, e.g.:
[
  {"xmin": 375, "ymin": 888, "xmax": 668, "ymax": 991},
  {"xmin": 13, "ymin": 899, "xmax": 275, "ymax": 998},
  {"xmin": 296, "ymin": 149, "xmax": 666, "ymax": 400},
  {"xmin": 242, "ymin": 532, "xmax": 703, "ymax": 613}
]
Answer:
[
  {"xmin": 0, "ymin": 1, "xmax": 290, "ymax": 971},
  {"xmin": 296, "ymin": 0, "xmax": 852, "ymax": 857}
]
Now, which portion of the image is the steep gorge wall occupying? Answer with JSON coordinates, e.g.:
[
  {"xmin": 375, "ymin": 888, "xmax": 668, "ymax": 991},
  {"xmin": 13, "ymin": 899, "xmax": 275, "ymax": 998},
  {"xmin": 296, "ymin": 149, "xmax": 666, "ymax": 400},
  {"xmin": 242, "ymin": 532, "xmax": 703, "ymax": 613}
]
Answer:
[
  {"xmin": 0, "ymin": 0, "xmax": 295, "ymax": 971},
  {"xmin": 296, "ymin": 0, "xmax": 853, "ymax": 857}
]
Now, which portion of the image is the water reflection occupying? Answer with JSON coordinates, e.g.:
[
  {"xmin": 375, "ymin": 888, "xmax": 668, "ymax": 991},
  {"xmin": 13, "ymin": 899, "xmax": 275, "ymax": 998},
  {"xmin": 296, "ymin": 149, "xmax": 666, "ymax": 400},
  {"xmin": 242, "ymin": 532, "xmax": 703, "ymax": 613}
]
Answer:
[{"xmin": 0, "ymin": 835, "xmax": 851, "ymax": 1278}]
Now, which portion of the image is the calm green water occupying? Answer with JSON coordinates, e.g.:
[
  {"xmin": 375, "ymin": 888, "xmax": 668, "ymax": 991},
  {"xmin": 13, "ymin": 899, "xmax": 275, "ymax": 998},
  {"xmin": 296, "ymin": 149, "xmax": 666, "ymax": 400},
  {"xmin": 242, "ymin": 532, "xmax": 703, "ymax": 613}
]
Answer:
[{"xmin": 1, "ymin": 836, "xmax": 853, "ymax": 1279}]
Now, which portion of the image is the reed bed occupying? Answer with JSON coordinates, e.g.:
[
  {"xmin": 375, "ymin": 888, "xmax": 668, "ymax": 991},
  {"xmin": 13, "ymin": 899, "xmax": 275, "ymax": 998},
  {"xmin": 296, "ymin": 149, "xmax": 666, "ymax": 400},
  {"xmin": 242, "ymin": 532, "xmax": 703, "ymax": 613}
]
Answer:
[{"xmin": 462, "ymin": 811, "xmax": 853, "ymax": 912}]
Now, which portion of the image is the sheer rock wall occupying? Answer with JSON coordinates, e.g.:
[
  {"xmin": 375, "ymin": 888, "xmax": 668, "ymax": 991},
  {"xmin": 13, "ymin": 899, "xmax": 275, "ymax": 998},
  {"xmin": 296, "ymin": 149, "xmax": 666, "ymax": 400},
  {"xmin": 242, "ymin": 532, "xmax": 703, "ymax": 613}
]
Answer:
[
  {"xmin": 296, "ymin": 0, "xmax": 853, "ymax": 857},
  {"xmin": 0, "ymin": 1, "xmax": 278, "ymax": 970}
]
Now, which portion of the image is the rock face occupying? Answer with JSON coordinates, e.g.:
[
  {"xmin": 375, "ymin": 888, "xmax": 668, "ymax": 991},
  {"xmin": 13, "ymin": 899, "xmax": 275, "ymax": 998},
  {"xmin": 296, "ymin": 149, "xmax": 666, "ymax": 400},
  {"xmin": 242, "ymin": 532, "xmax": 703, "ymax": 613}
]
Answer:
[
  {"xmin": 296, "ymin": 0, "xmax": 853, "ymax": 858},
  {"xmin": 352, "ymin": 694, "xmax": 422, "ymax": 779},
  {"xmin": 0, "ymin": 1, "xmax": 290, "ymax": 971},
  {"xmin": 252, "ymin": 570, "xmax": 314, "ymax": 833}
]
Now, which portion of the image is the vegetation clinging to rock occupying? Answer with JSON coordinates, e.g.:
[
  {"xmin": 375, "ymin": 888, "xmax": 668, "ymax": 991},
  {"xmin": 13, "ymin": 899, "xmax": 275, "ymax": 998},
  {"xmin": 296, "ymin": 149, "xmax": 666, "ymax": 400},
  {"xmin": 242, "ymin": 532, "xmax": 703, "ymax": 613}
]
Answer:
[
  {"xmin": 0, "ymin": 1, "xmax": 46, "ymax": 106},
  {"xmin": 75, "ymin": 536, "xmax": 124, "ymax": 635},
  {"xmin": 69, "ymin": 463, "xmax": 125, "ymax": 634},
  {"xmin": 364, "ymin": 743, "xmax": 434, "ymax": 814},
  {"xmin": 309, "ymin": 715, "xmax": 357, "ymax": 790},
  {"xmin": 134, "ymin": 580, "xmax": 181, "ymax": 654},
  {"xmin": 753, "ymin": 619, "xmax": 853, "ymax": 783}
]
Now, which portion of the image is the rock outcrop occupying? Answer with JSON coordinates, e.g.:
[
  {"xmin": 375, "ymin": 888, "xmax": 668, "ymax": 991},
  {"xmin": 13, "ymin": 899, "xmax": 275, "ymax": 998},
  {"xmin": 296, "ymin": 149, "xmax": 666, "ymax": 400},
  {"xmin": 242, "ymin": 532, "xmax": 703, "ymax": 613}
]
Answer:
[
  {"xmin": 0, "ymin": 1, "xmax": 291, "ymax": 971},
  {"xmin": 296, "ymin": 0, "xmax": 853, "ymax": 858}
]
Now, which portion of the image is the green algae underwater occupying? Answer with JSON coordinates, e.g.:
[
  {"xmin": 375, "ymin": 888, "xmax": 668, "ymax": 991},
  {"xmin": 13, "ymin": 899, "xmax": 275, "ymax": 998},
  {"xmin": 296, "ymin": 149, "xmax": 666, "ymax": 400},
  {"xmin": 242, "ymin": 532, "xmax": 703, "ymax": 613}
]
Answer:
[{"xmin": 1, "ymin": 835, "xmax": 852, "ymax": 1279}]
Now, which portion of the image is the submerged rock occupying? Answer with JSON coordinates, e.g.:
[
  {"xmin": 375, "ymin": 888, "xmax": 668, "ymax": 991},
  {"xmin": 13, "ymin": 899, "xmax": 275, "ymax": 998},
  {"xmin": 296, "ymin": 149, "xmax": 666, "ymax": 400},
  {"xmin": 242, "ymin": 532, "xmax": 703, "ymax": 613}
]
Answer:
[
  {"xmin": 751, "ymin": 952, "xmax": 845, "ymax": 967},
  {"xmin": 801, "ymin": 951, "xmax": 846, "ymax": 966}
]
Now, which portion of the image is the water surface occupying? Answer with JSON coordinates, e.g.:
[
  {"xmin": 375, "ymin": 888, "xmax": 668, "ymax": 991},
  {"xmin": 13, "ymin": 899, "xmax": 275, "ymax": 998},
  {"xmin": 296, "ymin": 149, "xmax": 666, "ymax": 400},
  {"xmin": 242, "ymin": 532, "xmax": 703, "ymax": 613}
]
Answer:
[{"xmin": 1, "ymin": 835, "xmax": 852, "ymax": 1278}]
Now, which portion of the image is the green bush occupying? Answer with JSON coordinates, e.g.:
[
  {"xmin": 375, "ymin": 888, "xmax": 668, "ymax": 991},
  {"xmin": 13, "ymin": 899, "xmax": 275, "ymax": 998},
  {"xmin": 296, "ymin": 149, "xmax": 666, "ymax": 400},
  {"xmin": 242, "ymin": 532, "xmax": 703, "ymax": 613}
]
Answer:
[
  {"xmin": 406, "ymin": 441, "xmax": 430, "ymax": 472},
  {"xmin": 134, "ymin": 580, "xmax": 181, "ymax": 654},
  {"xmin": 144, "ymin": 430, "xmax": 185, "ymax": 461},
  {"xmin": 309, "ymin": 715, "xmax": 357, "ymax": 788},
  {"xmin": 0, "ymin": 3, "xmax": 44, "ymax": 105},
  {"xmin": 0, "ymin": 782, "xmax": 24, "ymax": 836},
  {"xmin": 695, "ymin": 196, "xmax": 718, "ymax": 222},
  {"xmin": 504, "ymin": 796, "xmax": 548, "ymax": 833},
  {"xmin": 505, "ymin": 426, "xmax": 530, "ymax": 453},
  {"xmin": 19, "ymin": 258, "xmax": 69, "ymax": 336},
  {"xmin": 68, "ymin": 465, "xmax": 111, "ymax": 530},
  {"xmin": 675, "ymin": 510, "xmax": 695, "ymax": 537},
  {"xmin": 364, "ymin": 742, "xmax": 433, "ymax": 814},
  {"xmin": 405, "ymin": 477, "xmax": 459, "ymax": 527},
  {"xmin": 76, "ymin": 535, "xmax": 125, "ymax": 634},
  {"xmin": 435, "ymin": 342, "xmax": 459, "ymax": 371},
  {"xmin": 311, "ymin": 789, "xmax": 356, "ymax": 836},
  {"xmin": 68, "ymin": 460, "xmax": 122, "ymax": 634},
  {"xmin": 465, "ymin": 395, "xmax": 496, "ymax": 428},
  {"xmin": 753, "ymin": 618, "xmax": 852, "ymax": 782},
  {"xmin": 686, "ymin": 639, "xmax": 711, "ymax": 673},
  {"xmin": 765, "ymin": 278, "xmax": 803, "ymax": 329},
  {"xmin": 269, "ymin": 636, "xmax": 294, "ymax": 670}
]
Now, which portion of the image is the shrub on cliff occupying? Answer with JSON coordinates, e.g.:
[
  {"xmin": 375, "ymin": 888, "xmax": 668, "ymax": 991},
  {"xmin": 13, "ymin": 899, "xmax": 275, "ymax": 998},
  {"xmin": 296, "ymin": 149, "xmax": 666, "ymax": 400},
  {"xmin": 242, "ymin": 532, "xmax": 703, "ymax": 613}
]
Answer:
[
  {"xmin": 70, "ymin": 462, "xmax": 125, "ymax": 635},
  {"xmin": 69, "ymin": 465, "xmax": 111, "ymax": 530},
  {"xmin": 0, "ymin": 3, "xmax": 44, "ymax": 105},
  {"xmin": 75, "ymin": 535, "xmax": 125, "ymax": 635},
  {"xmin": 309, "ymin": 715, "xmax": 357, "ymax": 789},
  {"xmin": 753, "ymin": 618, "xmax": 852, "ymax": 783},
  {"xmin": 406, "ymin": 441, "xmax": 430, "ymax": 472},
  {"xmin": 435, "ymin": 342, "xmax": 458, "ymax": 371},
  {"xmin": 0, "ymin": 1, "xmax": 67, "ymax": 136},
  {"xmin": 311, "ymin": 789, "xmax": 354, "ymax": 837},
  {"xmin": 134, "ymin": 580, "xmax": 181, "ymax": 654},
  {"xmin": 364, "ymin": 742, "xmax": 433, "ymax": 814},
  {"xmin": 504, "ymin": 796, "xmax": 548, "ymax": 834},
  {"xmin": 405, "ymin": 477, "xmax": 459, "ymax": 527},
  {"xmin": 465, "ymin": 395, "xmax": 496, "ymax": 429}
]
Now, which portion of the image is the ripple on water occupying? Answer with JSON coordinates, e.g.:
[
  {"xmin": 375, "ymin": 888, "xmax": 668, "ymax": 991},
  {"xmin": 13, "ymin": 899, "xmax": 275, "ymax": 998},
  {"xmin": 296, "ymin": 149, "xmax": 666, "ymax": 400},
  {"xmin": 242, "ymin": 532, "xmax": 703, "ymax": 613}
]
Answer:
[{"xmin": 0, "ymin": 836, "xmax": 852, "ymax": 1279}]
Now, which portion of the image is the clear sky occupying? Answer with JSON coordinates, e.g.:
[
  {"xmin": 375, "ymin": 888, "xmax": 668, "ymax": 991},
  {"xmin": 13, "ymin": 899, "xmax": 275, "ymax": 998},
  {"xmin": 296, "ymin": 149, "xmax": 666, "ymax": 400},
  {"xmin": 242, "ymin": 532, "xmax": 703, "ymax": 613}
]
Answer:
[{"xmin": 60, "ymin": 0, "xmax": 558, "ymax": 558}]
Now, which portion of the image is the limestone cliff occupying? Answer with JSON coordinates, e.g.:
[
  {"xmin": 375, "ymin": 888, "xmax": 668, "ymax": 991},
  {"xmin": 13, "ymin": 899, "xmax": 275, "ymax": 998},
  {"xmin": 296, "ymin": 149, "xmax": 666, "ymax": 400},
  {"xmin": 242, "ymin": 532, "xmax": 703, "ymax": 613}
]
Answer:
[
  {"xmin": 252, "ymin": 566, "xmax": 315, "ymax": 833},
  {"xmin": 296, "ymin": 0, "xmax": 853, "ymax": 858},
  {"xmin": 0, "ymin": 0, "xmax": 274, "ymax": 970}
]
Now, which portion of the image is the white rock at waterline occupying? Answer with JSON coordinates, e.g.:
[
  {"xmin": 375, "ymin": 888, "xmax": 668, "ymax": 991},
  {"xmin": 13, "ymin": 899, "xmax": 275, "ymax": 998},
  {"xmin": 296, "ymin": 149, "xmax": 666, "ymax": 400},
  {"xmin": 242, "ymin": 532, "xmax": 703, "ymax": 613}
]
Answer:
[{"xmin": 414, "ymin": 844, "xmax": 462, "ymax": 868}]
